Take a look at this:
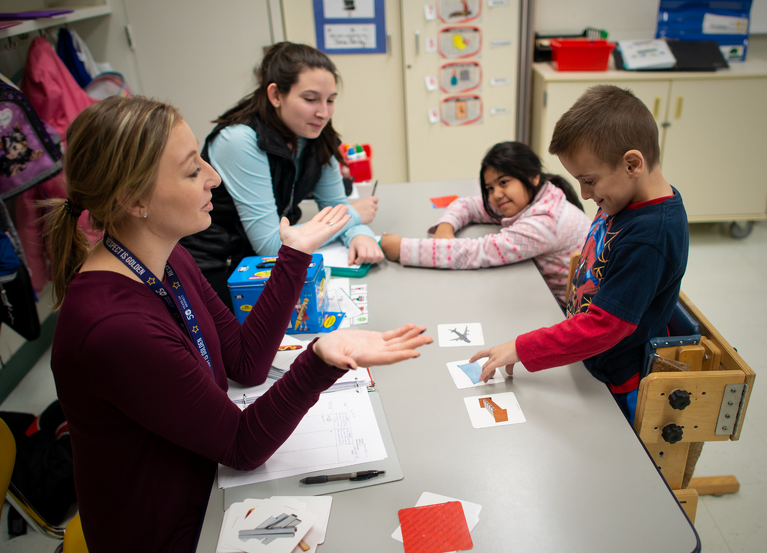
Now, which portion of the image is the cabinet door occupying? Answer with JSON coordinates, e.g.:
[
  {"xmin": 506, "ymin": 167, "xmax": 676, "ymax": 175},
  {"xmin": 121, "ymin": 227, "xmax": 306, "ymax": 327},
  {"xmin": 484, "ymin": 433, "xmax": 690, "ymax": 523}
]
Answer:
[
  {"xmin": 401, "ymin": 0, "xmax": 520, "ymax": 182},
  {"xmin": 533, "ymin": 79, "xmax": 671, "ymax": 220},
  {"xmin": 123, "ymin": 0, "xmax": 273, "ymax": 144},
  {"xmin": 662, "ymin": 78, "xmax": 767, "ymax": 221}
]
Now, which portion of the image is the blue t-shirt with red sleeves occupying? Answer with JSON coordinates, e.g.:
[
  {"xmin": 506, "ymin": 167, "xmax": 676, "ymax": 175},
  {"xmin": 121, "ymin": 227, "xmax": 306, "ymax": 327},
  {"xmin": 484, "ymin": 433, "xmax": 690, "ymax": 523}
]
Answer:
[{"xmin": 567, "ymin": 187, "xmax": 689, "ymax": 387}]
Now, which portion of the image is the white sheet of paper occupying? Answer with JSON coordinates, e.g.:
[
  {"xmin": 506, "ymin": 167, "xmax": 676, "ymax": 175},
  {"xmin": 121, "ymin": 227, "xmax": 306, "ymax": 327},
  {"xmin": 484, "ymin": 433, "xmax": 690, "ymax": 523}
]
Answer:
[
  {"xmin": 335, "ymin": 288, "xmax": 364, "ymax": 317},
  {"xmin": 437, "ymin": 323, "xmax": 484, "ymax": 347},
  {"xmin": 272, "ymin": 335, "xmax": 310, "ymax": 372},
  {"xmin": 446, "ymin": 358, "xmax": 508, "ymax": 389},
  {"xmin": 391, "ymin": 492, "xmax": 482, "ymax": 543},
  {"xmin": 464, "ymin": 392, "xmax": 526, "ymax": 428},
  {"xmin": 327, "ymin": 277, "xmax": 350, "ymax": 293},
  {"xmin": 218, "ymin": 389, "xmax": 386, "ymax": 488},
  {"xmin": 316, "ymin": 240, "xmax": 360, "ymax": 269},
  {"xmin": 271, "ymin": 496, "xmax": 333, "ymax": 553}
]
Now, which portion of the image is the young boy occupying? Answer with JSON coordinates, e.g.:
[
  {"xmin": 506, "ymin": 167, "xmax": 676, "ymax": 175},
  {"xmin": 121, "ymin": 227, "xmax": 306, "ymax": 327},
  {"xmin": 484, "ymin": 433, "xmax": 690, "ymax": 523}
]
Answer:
[{"xmin": 473, "ymin": 84, "xmax": 689, "ymax": 424}]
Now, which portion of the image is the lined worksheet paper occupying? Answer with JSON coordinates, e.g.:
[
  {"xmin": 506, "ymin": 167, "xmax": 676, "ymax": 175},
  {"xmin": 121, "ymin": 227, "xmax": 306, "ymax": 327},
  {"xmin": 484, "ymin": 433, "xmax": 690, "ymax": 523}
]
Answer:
[{"xmin": 218, "ymin": 388, "xmax": 387, "ymax": 488}]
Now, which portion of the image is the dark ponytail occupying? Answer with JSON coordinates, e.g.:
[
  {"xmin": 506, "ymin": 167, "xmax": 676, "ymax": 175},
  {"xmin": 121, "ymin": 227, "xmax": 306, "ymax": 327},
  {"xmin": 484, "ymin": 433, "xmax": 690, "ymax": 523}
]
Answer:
[
  {"xmin": 541, "ymin": 173, "xmax": 584, "ymax": 211},
  {"xmin": 479, "ymin": 142, "xmax": 584, "ymax": 218}
]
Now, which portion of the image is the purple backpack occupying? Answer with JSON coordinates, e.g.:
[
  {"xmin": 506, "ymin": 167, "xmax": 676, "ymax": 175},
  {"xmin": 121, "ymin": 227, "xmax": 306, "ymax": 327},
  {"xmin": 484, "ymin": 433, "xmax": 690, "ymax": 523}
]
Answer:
[{"xmin": 0, "ymin": 80, "xmax": 63, "ymax": 200}]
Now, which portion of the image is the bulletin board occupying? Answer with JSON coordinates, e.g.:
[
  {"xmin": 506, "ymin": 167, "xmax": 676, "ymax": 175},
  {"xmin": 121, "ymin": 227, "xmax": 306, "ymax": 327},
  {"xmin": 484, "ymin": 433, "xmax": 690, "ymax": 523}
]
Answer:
[{"xmin": 313, "ymin": 0, "xmax": 387, "ymax": 55}]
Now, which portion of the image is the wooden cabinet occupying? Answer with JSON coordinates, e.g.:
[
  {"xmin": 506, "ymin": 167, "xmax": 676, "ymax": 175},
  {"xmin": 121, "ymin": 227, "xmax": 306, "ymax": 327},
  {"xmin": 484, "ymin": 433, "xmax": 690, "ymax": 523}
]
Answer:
[{"xmin": 531, "ymin": 61, "xmax": 767, "ymax": 227}]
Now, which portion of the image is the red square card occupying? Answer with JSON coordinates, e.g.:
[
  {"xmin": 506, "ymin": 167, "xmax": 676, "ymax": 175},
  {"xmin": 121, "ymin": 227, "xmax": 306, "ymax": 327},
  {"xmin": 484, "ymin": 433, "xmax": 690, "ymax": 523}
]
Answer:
[
  {"xmin": 398, "ymin": 501, "xmax": 473, "ymax": 553},
  {"xmin": 430, "ymin": 195, "xmax": 459, "ymax": 208}
]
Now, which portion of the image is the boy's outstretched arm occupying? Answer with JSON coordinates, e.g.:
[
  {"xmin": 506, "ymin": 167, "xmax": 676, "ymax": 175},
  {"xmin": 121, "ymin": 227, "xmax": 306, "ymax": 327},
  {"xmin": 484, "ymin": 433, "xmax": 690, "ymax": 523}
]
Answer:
[{"xmin": 473, "ymin": 305, "xmax": 637, "ymax": 382}]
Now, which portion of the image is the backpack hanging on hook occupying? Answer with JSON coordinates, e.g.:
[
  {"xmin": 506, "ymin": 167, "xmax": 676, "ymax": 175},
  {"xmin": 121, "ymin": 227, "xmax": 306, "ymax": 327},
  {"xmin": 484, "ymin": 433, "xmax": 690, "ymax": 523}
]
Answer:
[{"xmin": 0, "ymin": 80, "xmax": 63, "ymax": 200}]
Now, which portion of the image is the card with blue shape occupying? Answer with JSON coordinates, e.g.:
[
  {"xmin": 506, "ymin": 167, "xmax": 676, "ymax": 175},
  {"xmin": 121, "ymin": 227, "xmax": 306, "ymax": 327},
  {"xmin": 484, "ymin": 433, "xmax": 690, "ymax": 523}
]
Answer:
[{"xmin": 446, "ymin": 358, "xmax": 508, "ymax": 389}]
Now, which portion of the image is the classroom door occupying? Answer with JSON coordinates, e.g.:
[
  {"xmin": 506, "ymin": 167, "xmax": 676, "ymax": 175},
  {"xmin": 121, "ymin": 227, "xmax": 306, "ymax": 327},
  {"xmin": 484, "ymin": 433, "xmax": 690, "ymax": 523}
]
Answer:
[
  {"xmin": 122, "ymin": 0, "xmax": 274, "ymax": 144},
  {"xmin": 401, "ymin": 0, "xmax": 521, "ymax": 183}
]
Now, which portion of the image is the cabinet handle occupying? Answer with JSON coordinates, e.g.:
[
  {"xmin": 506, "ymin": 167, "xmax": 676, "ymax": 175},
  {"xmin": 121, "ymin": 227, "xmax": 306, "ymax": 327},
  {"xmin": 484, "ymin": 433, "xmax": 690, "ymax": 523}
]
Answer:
[
  {"xmin": 653, "ymin": 97, "xmax": 661, "ymax": 119},
  {"xmin": 415, "ymin": 30, "xmax": 420, "ymax": 55},
  {"xmin": 675, "ymin": 96, "xmax": 683, "ymax": 119},
  {"xmin": 386, "ymin": 31, "xmax": 391, "ymax": 56}
]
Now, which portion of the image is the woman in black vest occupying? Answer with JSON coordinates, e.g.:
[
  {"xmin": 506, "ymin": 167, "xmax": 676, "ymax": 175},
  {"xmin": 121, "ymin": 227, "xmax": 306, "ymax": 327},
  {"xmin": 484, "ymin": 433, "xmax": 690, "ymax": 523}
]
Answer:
[{"xmin": 181, "ymin": 42, "xmax": 383, "ymax": 310}]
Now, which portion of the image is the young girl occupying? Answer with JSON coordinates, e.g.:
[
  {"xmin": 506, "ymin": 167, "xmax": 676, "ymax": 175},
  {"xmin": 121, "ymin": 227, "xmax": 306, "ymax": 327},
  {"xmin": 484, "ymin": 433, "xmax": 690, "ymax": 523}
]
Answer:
[{"xmin": 380, "ymin": 141, "xmax": 591, "ymax": 306}]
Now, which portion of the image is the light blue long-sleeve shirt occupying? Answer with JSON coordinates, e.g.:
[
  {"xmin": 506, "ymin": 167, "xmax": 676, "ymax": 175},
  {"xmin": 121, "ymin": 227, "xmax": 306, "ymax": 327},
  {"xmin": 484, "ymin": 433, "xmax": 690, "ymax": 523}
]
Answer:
[{"xmin": 208, "ymin": 124, "xmax": 375, "ymax": 255}]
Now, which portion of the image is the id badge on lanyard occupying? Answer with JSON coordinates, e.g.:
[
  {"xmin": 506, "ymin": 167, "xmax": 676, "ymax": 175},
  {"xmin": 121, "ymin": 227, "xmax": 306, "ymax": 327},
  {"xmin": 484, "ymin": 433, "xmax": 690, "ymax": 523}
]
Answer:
[{"xmin": 103, "ymin": 233, "xmax": 214, "ymax": 373}]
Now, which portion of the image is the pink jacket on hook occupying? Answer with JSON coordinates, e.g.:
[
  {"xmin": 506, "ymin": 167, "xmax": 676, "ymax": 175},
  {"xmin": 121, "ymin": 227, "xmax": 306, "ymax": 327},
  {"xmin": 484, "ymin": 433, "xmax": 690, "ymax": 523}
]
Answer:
[{"xmin": 19, "ymin": 37, "xmax": 99, "ymax": 292}]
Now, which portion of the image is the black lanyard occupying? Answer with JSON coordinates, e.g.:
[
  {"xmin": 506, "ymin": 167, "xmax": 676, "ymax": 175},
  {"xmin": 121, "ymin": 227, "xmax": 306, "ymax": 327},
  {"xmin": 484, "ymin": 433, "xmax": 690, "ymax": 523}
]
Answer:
[{"xmin": 103, "ymin": 233, "xmax": 213, "ymax": 372}]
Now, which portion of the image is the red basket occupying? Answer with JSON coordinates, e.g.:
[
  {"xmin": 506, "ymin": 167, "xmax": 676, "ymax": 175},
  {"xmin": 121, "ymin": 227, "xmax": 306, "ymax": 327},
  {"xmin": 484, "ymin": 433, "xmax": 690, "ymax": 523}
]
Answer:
[
  {"xmin": 550, "ymin": 39, "xmax": 615, "ymax": 71},
  {"xmin": 339, "ymin": 144, "xmax": 373, "ymax": 182}
]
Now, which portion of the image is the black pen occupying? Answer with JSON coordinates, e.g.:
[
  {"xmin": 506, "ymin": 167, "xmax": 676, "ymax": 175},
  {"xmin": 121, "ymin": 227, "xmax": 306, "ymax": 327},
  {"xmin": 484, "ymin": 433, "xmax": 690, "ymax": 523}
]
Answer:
[
  {"xmin": 371, "ymin": 180, "xmax": 378, "ymax": 196},
  {"xmin": 300, "ymin": 470, "xmax": 385, "ymax": 484}
]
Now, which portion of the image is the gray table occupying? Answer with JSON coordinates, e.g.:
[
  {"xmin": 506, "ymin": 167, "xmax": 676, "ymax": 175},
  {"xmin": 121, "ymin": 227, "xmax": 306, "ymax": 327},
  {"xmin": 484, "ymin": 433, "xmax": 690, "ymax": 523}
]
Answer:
[{"xmin": 197, "ymin": 180, "xmax": 699, "ymax": 552}]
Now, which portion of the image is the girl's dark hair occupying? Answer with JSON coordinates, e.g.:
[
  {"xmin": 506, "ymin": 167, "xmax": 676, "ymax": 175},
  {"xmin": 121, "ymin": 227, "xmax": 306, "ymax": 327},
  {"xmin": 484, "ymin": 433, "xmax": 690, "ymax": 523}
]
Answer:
[
  {"xmin": 479, "ymin": 141, "xmax": 583, "ymax": 218},
  {"xmin": 214, "ymin": 42, "xmax": 343, "ymax": 166}
]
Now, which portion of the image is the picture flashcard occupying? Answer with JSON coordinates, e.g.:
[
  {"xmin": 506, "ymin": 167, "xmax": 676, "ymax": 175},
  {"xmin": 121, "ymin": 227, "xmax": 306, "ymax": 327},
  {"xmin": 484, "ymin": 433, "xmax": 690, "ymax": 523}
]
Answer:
[
  {"xmin": 463, "ymin": 392, "xmax": 525, "ymax": 429},
  {"xmin": 446, "ymin": 358, "xmax": 506, "ymax": 388},
  {"xmin": 437, "ymin": 323, "xmax": 484, "ymax": 347}
]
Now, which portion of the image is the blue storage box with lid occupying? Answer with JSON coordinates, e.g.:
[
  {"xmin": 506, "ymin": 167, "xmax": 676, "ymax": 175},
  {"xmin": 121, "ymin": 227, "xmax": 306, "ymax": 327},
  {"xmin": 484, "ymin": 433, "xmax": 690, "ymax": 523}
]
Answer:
[
  {"xmin": 656, "ymin": 0, "xmax": 753, "ymax": 62},
  {"xmin": 227, "ymin": 254, "xmax": 329, "ymax": 333}
]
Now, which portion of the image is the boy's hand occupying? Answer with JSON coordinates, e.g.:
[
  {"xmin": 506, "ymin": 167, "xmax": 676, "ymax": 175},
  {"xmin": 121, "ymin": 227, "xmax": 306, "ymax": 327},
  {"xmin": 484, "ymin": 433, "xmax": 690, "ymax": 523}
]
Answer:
[
  {"xmin": 432, "ymin": 223, "xmax": 455, "ymax": 239},
  {"xmin": 380, "ymin": 232, "xmax": 402, "ymax": 262},
  {"xmin": 470, "ymin": 339, "xmax": 519, "ymax": 383},
  {"xmin": 279, "ymin": 205, "xmax": 350, "ymax": 255},
  {"xmin": 351, "ymin": 196, "xmax": 379, "ymax": 224},
  {"xmin": 314, "ymin": 324, "xmax": 433, "ymax": 370},
  {"xmin": 348, "ymin": 235, "xmax": 384, "ymax": 265}
]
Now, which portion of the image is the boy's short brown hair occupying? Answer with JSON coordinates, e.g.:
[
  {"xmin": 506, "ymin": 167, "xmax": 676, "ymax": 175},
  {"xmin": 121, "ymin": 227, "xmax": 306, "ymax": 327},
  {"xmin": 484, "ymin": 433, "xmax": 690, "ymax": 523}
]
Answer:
[{"xmin": 548, "ymin": 84, "xmax": 660, "ymax": 170}]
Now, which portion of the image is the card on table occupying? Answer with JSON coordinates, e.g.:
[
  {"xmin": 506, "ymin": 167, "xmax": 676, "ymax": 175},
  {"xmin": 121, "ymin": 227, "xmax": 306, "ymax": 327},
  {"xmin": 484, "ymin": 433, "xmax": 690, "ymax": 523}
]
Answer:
[
  {"xmin": 463, "ymin": 392, "xmax": 526, "ymax": 429},
  {"xmin": 398, "ymin": 501, "xmax": 473, "ymax": 553},
  {"xmin": 392, "ymin": 492, "xmax": 481, "ymax": 543},
  {"xmin": 226, "ymin": 499, "xmax": 318, "ymax": 553},
  {"xmin": 270, "ymin": 496, "xmax": 332, "ymax": 553},
  {"xmin": 446, "ymin": 358, "xmax": 507, "ymax": 388},
  {"xmin": 430, "ymin": 195, "xmax": 459, "ymax": 208},
  {"xmin": 437, "ymin": 323, "xmax": 484, "ymax": 347}
]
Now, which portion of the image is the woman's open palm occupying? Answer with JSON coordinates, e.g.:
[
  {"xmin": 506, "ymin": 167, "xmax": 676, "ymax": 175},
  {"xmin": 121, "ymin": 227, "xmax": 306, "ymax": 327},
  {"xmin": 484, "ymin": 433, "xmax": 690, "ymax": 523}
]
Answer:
[{"xmin": 279, "ymin": 205, "xmax": 351, "ymax": 255}]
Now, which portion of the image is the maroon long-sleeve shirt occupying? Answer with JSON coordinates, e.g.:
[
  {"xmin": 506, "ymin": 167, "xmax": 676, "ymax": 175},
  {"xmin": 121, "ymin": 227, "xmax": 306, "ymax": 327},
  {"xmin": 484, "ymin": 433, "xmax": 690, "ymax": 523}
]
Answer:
[{"xmin": 51, "ymin": 244, "xmax": 344, "ymax": 553}]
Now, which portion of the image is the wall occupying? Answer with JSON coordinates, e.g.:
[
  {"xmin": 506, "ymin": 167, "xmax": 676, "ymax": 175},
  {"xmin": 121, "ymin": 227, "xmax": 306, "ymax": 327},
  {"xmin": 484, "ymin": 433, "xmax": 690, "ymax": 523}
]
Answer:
[
  {"xmin": 535, "ymin": 0, "xmax": 659, "ymax": 41},
  {"xmin": 281, "ymin": 0, "xmax": 408, "ymax": 184},
  {"xmin": 536, "ymin": 0, "xmax": 767, "ymax": 47}
]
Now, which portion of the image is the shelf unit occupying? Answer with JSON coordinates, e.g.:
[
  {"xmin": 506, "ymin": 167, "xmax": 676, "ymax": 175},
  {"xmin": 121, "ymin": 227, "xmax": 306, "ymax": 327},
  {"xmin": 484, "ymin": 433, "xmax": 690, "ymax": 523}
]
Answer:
[{"xmin": 0, "ymin": 5, "xmax": 111, "ymax": 40}]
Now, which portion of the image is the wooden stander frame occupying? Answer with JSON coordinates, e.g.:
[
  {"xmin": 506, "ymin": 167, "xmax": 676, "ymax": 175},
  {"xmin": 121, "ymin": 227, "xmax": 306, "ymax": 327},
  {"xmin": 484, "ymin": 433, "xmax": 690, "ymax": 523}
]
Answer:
[
  {"xmin": 566, "ymin": 255, "xmax": 756, "ymax": 524},
  {"xmin": 634, "ymin": 291, "xmax": 755, "ymax": 523}
]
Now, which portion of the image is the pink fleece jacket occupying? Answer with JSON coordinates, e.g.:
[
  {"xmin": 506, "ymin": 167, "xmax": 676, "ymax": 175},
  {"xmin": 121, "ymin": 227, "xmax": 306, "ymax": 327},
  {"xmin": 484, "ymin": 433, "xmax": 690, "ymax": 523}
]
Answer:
[{"xmin": 399, "ymin": 182, "xmax": 591, "ymax": 305}]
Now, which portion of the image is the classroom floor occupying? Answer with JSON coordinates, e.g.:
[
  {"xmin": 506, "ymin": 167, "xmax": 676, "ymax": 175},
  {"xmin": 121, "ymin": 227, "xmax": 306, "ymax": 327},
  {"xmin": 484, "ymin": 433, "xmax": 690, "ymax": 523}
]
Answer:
[{"xmin": 1, "ymin": 220, "xmax": 766, "ymax": 553}]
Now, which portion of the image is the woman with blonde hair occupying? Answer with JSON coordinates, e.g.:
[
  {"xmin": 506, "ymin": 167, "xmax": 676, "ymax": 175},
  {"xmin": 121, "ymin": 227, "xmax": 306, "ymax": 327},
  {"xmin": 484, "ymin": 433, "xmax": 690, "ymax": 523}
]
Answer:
[{"xmin": 47, "ymin": 95, "xmax": 430, "ymax": 553}]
